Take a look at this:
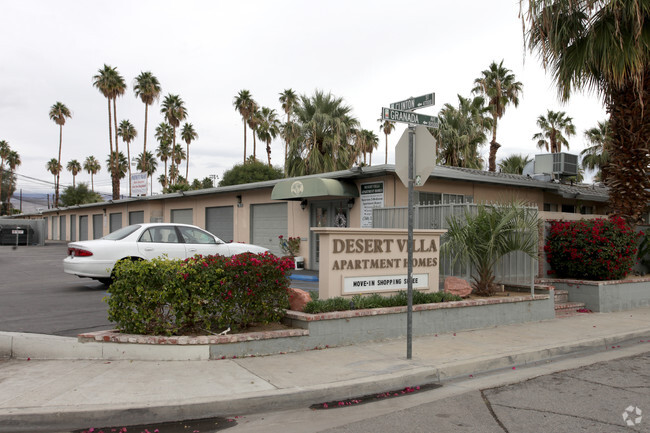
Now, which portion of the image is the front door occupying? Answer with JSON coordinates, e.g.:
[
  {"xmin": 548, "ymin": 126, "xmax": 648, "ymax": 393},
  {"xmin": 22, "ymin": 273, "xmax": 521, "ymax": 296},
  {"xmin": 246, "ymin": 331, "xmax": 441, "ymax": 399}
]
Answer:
[{"xmin": 309, "ymin": 200, "xmax": 350, "ymax": 271}]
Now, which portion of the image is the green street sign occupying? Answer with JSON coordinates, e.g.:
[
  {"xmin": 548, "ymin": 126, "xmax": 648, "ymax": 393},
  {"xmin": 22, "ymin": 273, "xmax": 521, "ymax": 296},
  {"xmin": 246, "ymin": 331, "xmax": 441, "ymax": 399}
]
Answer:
[
  {"xmin": 390, "ymin": 93, "xmax": 435, "ymax": 111},
  {"xmin": 382, "ymin": 107, "xmax": 439, "ymax": 128}
]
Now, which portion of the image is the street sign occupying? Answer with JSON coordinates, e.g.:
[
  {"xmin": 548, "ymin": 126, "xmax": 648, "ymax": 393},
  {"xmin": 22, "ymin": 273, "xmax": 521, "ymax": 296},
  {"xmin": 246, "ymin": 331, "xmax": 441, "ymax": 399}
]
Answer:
[
  {"xmin": 395, "ymin": 125, "xmax": 437, "ymax": 188},
  {"xmin": 390, "ymin": 93, "xmax": 435, "ymax": 111},
  {"xmin": 381, "ymin": 107, "xmax": 439, "ymax": 128}
]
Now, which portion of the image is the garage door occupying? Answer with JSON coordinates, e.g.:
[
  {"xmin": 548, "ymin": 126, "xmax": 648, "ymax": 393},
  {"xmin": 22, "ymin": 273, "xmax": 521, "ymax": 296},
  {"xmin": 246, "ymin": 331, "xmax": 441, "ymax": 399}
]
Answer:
[
  {"xmin": 109, "ymin": 213, "xmax": 122, "ymax": 233},
  {"xmin": 79, "ymin": 216, "xmax": 88, "ymax": 241},
  {"xmin": 59, "ymin": 215, "xmax": 66, "ymax": 241},
  {"xmin": 171, "ymin": 208, "xmax": 193, "ymax": 225},
  {"xmin": 206, "ymin": 206, "xmax": 234, "ymax": 242},
  {"xmin": 92, "ymin": 214, "xmax": 103, "ymax": 239},
  {"xmin": 70, "ymin": 215, "xmax": 76, "ymax": 241},
  {"xmin": 129, "ymin": 211, "xmax": 144, "ymax": 225},
  {"xmin": 251, "ymin": 203, "xmax": 287, "ymax": 256}
]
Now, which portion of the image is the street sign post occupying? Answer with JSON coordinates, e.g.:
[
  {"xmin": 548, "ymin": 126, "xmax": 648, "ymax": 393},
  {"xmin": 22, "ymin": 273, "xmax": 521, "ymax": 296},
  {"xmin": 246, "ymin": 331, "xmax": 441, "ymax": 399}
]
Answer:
[
  {"xmin": 384, "ymin": 93, "xmax": 438, "ymax": 360},
  {"xmin": 381, "ymin": 107, "xmax": 439, "ymax": 128},
  {"xmin": 389, "ymin": 93, "xmax": 435, "ymax": 111}
]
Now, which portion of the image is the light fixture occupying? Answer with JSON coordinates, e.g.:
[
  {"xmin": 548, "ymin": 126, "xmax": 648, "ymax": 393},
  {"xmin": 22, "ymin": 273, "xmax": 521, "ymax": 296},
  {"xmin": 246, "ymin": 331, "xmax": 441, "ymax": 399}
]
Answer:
[
  {"xmin": 300, "ymin": 199, "xmax": 308, "ymax": 211},
  {"xmin": 347, "ymin": 198, "xmax": 355, "ymax": 209}
]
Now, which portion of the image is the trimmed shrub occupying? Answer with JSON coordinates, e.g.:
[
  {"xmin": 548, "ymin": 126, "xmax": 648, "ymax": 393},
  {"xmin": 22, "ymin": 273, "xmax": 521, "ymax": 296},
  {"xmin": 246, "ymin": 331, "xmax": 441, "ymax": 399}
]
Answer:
[
  {"xmin": 544, "ymin": 217, "xmax": 640, "ymax": 281},
  {"xmin": 303, "ymin": 291, "xmax": 462, "ymax": 314},
  {"xmin": 106, "ymin": 252, "xmax": 292, "ymax": 336}
]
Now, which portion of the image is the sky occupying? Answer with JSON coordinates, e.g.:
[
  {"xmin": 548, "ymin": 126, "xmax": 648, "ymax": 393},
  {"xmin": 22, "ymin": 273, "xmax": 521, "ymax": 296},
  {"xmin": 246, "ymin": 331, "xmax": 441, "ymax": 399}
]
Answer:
[{"xmin": 1, "ymin": 0, "xmax": 607, "ymax": 208}]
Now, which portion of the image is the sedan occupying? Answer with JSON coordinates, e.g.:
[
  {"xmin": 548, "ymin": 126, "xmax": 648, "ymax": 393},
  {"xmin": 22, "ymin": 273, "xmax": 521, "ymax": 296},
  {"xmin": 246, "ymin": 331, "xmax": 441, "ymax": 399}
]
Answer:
[{"xmin": 63, "ymin": 223, "xmax": 269, "ymax": 284}]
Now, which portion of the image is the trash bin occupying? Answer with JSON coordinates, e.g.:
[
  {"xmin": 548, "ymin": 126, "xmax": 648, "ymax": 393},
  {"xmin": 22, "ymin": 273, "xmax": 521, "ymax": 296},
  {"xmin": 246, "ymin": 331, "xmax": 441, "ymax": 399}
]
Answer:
[{"xmin": 0, "ymin": 226, "xmax": 34, "ymax": 245}]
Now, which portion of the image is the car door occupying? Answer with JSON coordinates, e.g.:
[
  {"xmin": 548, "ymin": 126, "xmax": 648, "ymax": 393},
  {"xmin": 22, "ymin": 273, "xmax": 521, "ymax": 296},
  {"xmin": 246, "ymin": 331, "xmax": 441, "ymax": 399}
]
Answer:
[
  {"xmin": 177, "ymin": 225, "xmax": 231, "ymax": 257},
  {"xmin": 137, "ymin": 226, "xmax": 187, "ymax": 260}
]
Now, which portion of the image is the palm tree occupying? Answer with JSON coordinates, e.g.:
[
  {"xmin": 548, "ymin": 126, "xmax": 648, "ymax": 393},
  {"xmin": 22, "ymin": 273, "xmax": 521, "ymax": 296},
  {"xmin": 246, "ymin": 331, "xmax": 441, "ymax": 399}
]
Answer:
[
  {"xmin": 117, "ymin": 120, "xmax": 137, "ymax": 196},
  {"xmin": 434, "ymin": 95, "xmax": 491, "ymax": 169},
  {"xmin": 233, "ymin": 90, "xmax": 256, "ymax": 163},
  {"xmin": 172, "ymin": 143, "xmax": 186, "ymax": 184},
  {"xmin": 106, "ymin": 151, "xmax": 128, "ymax": 182},
  {"xmin": 532, "ymin": 110, "xmax": 575, "ymax": 154},
  {"xmin": 180, "ymin": 123, "xmax": 198, "ymax": 180},
  {"xmin": 5, "ymin": 150, "xmax": 20, "ymax": 213},
  {"xmin": 66, "ymin": 159, "xmax": 82, "ymax": 187},
  {"xmin": 157, "ymin": 173, "xmax": 168, "ymax": 191},
  {"xmin": 364, "ymin": 129, "xmax": 379, "ymax": 165},
  {"xmin": 355, "ymin": 129, "xmax": 379, "ymax": 165},
  {"xmin": 521, "ymin": 0, "xmax": 650, "ymax": 223},
  {"xmin": 83, "ymin": 156, "xmax": 101, "ymax": 192},
  {"xmin": 93, "ymin": 64, "xmax": 125, "ymax": 199},
  {"xmin": 248, "ymin": 106, "xmax": 262, "ymax": 160},
  {"xmin": 581, "ymin": 121, "xmax": 611, "ymax": 182},
  {"xmin": 279, "ymin": 89, "xmax": 298, "ymax": 164},
  {"xmin": 155, "ymin": 122, "xmax": 173, "ymax": 181},
  {"xmin": 472, "ymin": 61, "xmax": 523, "ymax": 172},
  {"xmin": 442, "ymin": 202, "xmax": 540, "ymax": 296},
  {"xmin": 379, "ymin": 120, "xmax": 396, "ymax": 164},
  {"xmin": 133, "ymin": 71, "xmax": 162, "ymax": 175},
  {"xmin": 46, "ymin": 158, "xmax": 62, "ymax": 206},
  {"xmin": 0, "ymin": 140, "xmax": 10, "ymax": 212},
  {"xmin": 256, "ymin": 107, "xmax": 281, "ymax": 166},
  {"xmin": 287, "ymin": 90, "xmax": 360, "ymax": 177},
  {"xmin": 49, "ymin": 101, "xmax": 72, "ymax": 207},
  {"xmin": 498, "ymin": 154, "xmax": 532, "ymax": 174},
  {"xmin": 160, "ymin": 94, "xmax": 187, "ymax": 185},
  {"xmin": 136, "ymin": 151, "xmax": 158, "ymax": 195}
]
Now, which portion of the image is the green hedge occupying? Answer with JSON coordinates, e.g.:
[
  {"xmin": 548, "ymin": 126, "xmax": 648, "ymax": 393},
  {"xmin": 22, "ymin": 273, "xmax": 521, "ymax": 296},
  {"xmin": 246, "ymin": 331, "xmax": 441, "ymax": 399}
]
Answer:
[
  {"xmin": 106, "ymin": 252, "xmax": 292, "ymax": 336},
  {"xmin": 303, "ymin": 291, "xmax": 462, "ymax": 314}
]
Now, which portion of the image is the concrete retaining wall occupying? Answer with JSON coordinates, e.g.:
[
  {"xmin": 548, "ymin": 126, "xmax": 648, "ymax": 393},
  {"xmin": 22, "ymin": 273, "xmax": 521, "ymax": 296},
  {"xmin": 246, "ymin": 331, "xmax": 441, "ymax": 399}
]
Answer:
[{"xmin": 544, "ymin": 278, "xmax": 650, "ymax": 313}]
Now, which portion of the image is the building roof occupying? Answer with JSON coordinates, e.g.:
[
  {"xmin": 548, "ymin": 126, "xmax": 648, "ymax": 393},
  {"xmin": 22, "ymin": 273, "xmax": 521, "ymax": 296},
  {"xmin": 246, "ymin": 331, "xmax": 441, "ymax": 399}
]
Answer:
[{"xmin": 22, "ymin": 164, "xmax": 611, "ymax": 216}]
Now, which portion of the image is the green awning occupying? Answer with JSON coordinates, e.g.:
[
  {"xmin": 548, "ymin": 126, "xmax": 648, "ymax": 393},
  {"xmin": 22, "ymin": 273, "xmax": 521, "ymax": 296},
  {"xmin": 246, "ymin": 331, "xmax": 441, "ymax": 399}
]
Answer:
[{"xmin": 271, "ymin": 178, "xmax": 359, "ymax": 200}]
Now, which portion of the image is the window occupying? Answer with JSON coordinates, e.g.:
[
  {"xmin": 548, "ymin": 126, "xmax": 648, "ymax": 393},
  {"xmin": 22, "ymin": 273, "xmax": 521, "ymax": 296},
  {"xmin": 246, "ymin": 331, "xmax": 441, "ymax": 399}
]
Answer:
[
  {"xmin": 140, "ymin": 226, "xmax": 180, "ymax": 243},
  {"xmin": 580, "ymin": 206, "xmax": 593, "ymax": 215},
  {"xmin": 417, "ymin": 192, "xmax": 441, "ymax": 205},
  {"xmin": 416, "ymin": 192, "xmax": 472, "ymax": 205},
  {"xmin": 561, "ymin": 204, "xmax": 575, "ymax": 213},
  {"xmin": 178, "ymin": 226, "xmax": 217, "ymax": 244},
  {"xmin": 543, "ymin": 203, "xmax": 558, "ymax": 212}
]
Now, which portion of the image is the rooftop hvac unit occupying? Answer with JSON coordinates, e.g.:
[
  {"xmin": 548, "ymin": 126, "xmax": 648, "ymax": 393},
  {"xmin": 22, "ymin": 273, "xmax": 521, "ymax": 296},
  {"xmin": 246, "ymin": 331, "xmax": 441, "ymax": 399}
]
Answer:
[{"xmin": 534, "ymin": 153, "xmax": 578, "ymax": 177}]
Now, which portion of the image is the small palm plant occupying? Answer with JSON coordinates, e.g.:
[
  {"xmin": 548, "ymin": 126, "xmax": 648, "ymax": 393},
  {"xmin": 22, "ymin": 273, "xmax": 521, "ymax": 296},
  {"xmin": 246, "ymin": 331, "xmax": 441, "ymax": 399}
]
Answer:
[{"xmin": 441, "ymin": 202, "xmax": 540, "ymax": 296}]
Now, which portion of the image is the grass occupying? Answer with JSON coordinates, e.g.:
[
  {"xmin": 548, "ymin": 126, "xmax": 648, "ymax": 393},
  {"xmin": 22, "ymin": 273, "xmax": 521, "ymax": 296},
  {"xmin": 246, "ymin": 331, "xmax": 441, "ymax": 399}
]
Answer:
[{"xmin": 303, "ymin": 291, "xmax": 462, "ymax": 314}]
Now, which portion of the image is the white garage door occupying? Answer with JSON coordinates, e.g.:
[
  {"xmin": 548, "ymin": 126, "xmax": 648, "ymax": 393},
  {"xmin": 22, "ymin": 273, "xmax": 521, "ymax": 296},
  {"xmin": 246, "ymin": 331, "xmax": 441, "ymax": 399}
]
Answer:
[{"xmin": 251, "ymin": 203, "xmax": 287, "ymax": 256}]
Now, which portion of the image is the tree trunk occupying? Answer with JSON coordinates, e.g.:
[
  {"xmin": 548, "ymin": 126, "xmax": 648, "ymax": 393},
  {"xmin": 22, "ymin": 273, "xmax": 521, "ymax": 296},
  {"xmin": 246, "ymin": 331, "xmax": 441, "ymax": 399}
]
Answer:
[
  {"xmin": 605, "ymin": 74, "xmax": 650, "ymax": 224},
  {"xmin": 488, "ymin": 123, "xmax": 499, "ymax": 172},
  {"xmin": 55, "ymin": 124, "xmax": 62, "ymax": 206},
  {"xmin": 143, "ymin": 103, "xmax": 149, "ymax": 177},
  {"xmin": 243, "ymin": 120, "xmax": 247, "ymax": 163},
  {"xmin": 112, "ymin": 98, "xmax": 120, "ymax": 199},
  {"xmin": 267, "ymin": 140, "xmax": 272, "ymax": 166},
  {"xmin": 385, "ymin": 132, "xmax": 388, "ymax": 164},
  {"xmin": 186, "ymin": 143, "xmax": 190, "ymax": 181}
]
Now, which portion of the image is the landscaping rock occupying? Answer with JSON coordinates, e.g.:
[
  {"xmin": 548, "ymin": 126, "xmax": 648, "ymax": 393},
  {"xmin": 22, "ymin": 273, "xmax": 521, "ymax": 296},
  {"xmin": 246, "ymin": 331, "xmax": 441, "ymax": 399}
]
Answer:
[
  {"xmin": 444, "ymin": 276, "xmax": 472, "ymax": 298},
  {"xmin": 287, "ymin": 287, "xmax": 311, "ymax": 312}
]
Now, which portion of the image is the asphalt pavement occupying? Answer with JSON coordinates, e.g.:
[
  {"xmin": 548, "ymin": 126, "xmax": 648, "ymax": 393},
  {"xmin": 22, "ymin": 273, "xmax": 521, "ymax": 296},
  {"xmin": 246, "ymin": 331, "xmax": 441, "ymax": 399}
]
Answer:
[{"xmin": 1, "ymin": 307, "xmax": 650, "ymax": 433}]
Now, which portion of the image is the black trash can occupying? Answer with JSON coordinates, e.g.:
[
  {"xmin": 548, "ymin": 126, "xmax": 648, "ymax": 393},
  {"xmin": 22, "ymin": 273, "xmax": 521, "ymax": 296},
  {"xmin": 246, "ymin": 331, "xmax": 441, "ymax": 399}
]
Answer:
[{"xmin": 0, "ymin": 225, "xmax": 34, "ymax": 245}]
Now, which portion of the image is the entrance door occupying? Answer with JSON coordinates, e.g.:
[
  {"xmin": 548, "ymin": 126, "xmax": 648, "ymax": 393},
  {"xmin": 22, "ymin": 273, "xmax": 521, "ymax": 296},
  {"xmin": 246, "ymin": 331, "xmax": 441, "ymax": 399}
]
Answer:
[{"xmin": 309, "ymin": 200, "xmax": 350, "ymax": 271}]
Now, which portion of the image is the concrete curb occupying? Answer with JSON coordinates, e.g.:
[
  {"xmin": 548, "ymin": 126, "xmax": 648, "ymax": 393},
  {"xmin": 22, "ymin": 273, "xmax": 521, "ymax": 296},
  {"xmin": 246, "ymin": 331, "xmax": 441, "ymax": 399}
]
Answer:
[{"xmin": 1, "ymin": 328, "xmax": 649, "ymax": 433}]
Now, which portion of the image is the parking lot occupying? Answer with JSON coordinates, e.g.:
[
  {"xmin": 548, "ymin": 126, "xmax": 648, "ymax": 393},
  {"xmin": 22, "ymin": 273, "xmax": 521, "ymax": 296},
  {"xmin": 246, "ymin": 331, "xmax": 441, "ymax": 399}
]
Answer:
[
  {"xmin": 0, "ymin": 242, "xmax": 317, "ymax": 337},
  {"xmin": 0, "ymin": 242, "xmax": 115, "ymax": 337}
]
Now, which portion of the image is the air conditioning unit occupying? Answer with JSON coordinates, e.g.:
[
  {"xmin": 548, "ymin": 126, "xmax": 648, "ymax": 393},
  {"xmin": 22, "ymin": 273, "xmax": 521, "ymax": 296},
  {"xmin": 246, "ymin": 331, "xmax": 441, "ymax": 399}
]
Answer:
[{"xmin": 534, "ymin": 153, "xmax": 578, "ymax": 177}]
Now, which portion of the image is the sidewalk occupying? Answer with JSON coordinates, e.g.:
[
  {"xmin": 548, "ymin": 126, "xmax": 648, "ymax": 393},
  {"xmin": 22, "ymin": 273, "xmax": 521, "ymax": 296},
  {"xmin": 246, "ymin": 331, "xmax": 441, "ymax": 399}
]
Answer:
[{"xmin": 1, "ymin": 307, "xmax": 650, "ymax": 433}]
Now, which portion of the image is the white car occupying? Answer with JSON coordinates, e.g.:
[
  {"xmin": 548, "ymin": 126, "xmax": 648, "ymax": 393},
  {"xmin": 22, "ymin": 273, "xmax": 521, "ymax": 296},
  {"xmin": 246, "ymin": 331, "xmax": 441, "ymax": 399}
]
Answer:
[{"xmin": 63, "ymin": 223, "xmax": 269, "ymax": 284}]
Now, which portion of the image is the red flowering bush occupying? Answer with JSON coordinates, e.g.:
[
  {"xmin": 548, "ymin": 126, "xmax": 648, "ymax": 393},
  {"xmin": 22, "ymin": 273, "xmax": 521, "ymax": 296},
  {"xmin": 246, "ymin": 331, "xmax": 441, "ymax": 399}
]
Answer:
[
  {"xmin": 107, "ymin": 252, "xmax": 292, "ymax": 336},
  {"xmin": 544, "ymin": 217, "xmax": 640, "ymax": 280}
]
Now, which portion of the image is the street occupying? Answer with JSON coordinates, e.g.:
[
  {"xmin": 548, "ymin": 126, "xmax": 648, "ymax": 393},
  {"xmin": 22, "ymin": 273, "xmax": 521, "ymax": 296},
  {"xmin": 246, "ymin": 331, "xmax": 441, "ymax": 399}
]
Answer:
[{"xmin": 224, "ymin": 347, "xmax": 649, "ymax": 433}]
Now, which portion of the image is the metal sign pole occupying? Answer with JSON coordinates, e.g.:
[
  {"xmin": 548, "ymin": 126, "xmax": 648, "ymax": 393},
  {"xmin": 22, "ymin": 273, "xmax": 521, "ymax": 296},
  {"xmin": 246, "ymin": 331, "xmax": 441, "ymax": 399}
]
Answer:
[{"xmin": 407, "ymin": 125, "xmax": 415, "ymax": 360}]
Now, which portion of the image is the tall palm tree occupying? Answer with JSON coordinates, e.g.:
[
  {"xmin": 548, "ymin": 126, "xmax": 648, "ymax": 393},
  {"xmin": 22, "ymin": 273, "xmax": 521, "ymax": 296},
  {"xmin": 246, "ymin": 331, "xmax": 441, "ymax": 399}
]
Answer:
[
  {"xmin": 287, "ymin": 90, "xmax": 359, "ymax": 176},
  {"xmin": 248, "ymin": 106, "xmax": 262, "ymax": 159},
  {"xmin": 180, "ymin": 123, "xmax": 198, "ymax": 180},
  {"xmin": 364, "ymin": 129, "xmax": 379, "ymax": 165},
  {"xmin": 83, "ymin": 156, "xmax": 101, "ymax": 192},
  {"xmin": 93, "ymin": 64, "xmax": 125, "ymax": 199},
  {"xmin": 532, "ymin": 110, "xmax": 575, "ymax": 154},
  {"xmin": 379, "ymin": 120, "xmax": 396, "ymax": 164},
  {"xmin": 172, "ymin": 143, "xmax": 186, "ymax": 184},
  {"xmin": 472, "ymin": 60, "xmax": 523, "ymax": 172},
  {"xmin": 0, "ymin": 140, "xmax": 10, "ymax": 213},
  {"xmin": 160, "ymin": 94, "xmax": 187, "ymax": 185},
  {"xmin": 256, "ymin": 107, "xmax": 281, "ymax": 166},
  {"xmin": 136, "ymin": 151, "xmax": 158, "ymax": 195},
  {"xmin": 49, "ymin": 101, "xmax": 72, "ymax": 207},
  {"xmin": 5, "ymin": 150, "xmax": 20, "ymax": 214},
  {"xmin": 498, "ymin": 154, "xmax": 532, "ymax": 174},
  {"xmin": 106, "ymin": 151, "xmax": 128, "ymax": 182},
  {"xmin": 521, "ymin": 0, "xmax": 650, "ymax": 223},
  {"xmin": 117, "ymin": 120, "xmax": 137, "ymax": 196},
  {"xmin": 46, "ymin": 158, "xmax": 62, "ymax": 206},
  {"xmin": 233, "ymin": 90, "xmax": 256, "ymax": 163},
  {"xmin": 133, "ymin": 71, "xmax": 162, "ymax": 176},
  {"xmin": 581, "ymin": 121, "xmax": 611, "ymax": 182},
  {"xmin": 434, "ymin": 95, "xmax": 491, "ymax": 169},
  {"xmin": 66, "ymin": 159, "xmax": 82, "ymax": 187},
  {"xmin": 279, "ymin": 89, "xmax": 298, "ymax": 164},
  {"xmin": 155, "ymin": 122, "xmax": 173, "ymax": 181}
]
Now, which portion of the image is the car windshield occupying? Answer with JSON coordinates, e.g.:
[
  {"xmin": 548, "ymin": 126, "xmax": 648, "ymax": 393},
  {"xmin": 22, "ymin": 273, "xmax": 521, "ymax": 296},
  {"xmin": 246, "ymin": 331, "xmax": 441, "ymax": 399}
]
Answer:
[{"xmin": 102, "ymin": 225, "xmax": 141, "ymax": 240}]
